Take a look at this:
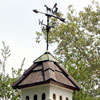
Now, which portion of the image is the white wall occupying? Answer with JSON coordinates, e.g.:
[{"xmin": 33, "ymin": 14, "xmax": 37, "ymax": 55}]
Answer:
[
  {"xmin": 49, "ymin": 84, "xmax": 73, "ymax": 100},
  {"xmin": 22, "ymin": 84, "xmax": 50, "ymax": 100},
  {"xmin": 21, "ymin": 84, "xmax": 73, "ymax": 100}
]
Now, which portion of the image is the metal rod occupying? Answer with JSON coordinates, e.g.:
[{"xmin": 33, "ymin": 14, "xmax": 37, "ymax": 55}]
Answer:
[
  {"xmin": 46, "ymin": 16, "xmax": 49, "ymax": 51},
  {"xmin": 33, "ymin": 10, "xmax": 65, "ymax": 23}
]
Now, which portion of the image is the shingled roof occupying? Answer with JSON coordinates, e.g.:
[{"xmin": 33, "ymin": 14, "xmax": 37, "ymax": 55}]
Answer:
[{"xmin": 12, "ymin": 52, "xmax": 80, "ymax": 91}]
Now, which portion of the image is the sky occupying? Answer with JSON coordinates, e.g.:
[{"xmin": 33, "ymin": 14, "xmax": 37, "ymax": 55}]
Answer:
[{"xmin": 0, "ymin": 0, "xmax": 98, "ymax": 75}]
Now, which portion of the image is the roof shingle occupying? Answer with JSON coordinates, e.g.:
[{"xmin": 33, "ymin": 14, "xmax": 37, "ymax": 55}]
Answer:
[{"xmin": 12, "ymin": 52, "xmax": 80, "ymax": 91}]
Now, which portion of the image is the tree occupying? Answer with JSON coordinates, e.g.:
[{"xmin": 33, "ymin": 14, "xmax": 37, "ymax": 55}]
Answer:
[
  {"xmin": 1, "ymin": 41, "xmax": 11, "ymax": 76},
  {"xmin": 0, "ymin": 41, "xmax": 25, "ymax": 100},
  {"xmin": 36, "ymin": 1, "xmax": 100, "ymax": 99}
]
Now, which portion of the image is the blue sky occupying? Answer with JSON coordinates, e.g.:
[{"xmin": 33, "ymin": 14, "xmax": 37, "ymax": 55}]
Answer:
[{"xmin": 0, "ymin": 0, "xmax": 97, "ymax": 74}]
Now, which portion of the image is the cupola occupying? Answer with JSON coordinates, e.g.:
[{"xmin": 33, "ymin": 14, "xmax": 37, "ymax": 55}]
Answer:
[
  {"xmin": 12, "ymin": 52, "xmax": 80, "ymax": 100},
  {"xmin": 12, "ymin": 3, "xmax": 80, "ymax": 100}
]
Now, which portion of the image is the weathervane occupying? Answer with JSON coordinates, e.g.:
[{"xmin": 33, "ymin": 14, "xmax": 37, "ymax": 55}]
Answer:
[{"xmin": 33, "ymin": 3, "xmax": 65, "ymax": 51}]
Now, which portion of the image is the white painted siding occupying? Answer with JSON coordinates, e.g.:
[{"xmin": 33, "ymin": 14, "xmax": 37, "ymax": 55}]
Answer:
[
  {"xmin": 21, "ymin": 84, "xmax": 73, "ymax": 100},
  {"xmin": 22, "ymin": 84, "xmax": 50, "ymax": 100},
  {"xmin": 49, "ymin": 85, "xmax": 73, "ymax": 100}
]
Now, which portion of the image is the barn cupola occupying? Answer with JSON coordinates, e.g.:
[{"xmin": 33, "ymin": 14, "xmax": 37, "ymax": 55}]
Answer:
[
  {"xmin": 12, "ymin": 3, "xmax": 80, "ymax": 100},
  {"xmin": 12, "ymin": 51, "xmax": 80, "ymax": 100}
]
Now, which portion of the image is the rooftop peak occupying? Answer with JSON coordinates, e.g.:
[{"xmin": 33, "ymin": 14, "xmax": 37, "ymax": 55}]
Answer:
[{"xmin": 33, "ymin": 51, "xmax": 58, "ymax": 63}]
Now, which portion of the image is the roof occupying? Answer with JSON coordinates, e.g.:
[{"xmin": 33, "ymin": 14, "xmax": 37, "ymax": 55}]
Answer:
[
  {"xmin": 33, "ymin": 52, "xmax": 58, "ymax": 63},
  {"xmin": 12, "ymin": 52, "xmax": 80, "ymax": 91}
]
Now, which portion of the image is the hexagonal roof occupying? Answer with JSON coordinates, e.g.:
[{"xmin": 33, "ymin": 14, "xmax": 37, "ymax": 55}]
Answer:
[{"xmin": 12, "ymin": 52, "xmax": 80, "ymax": 91}]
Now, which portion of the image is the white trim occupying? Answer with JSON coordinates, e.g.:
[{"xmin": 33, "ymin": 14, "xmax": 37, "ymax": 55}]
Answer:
[{"xmin": 21, "ymin": 83, "xmax": 73, "ymax": 92}]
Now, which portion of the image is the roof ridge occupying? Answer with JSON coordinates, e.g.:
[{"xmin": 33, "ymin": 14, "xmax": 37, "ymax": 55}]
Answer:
[
  {"xmin": 55, "ymin": 62, "xmax": 81, "ymax": 90},
  {"xmin": 12, "ymin": 63, "xmax": 38, "ymax": 89}
]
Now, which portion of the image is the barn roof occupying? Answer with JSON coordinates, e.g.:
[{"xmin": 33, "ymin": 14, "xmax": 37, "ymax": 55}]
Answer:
[{"xmin": 12, "ymin": 52, "xmax": 80, "ymax": 91}]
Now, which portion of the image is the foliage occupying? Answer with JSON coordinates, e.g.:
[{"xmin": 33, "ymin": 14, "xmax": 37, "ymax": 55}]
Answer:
[
  {"xmin": 0, "ymin": 41, "xmax": 25, "ymax": 100},
  {"xmin": 0, "ymin": 74, "xmax": 21, "ymax": 100},
  {"xmin": 1, "ymin": 41, "xmax": 11, "ymax": 76},
  {"xmin": 36, "ymin": 0, "xmax": 100, "ymax": 99}
]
